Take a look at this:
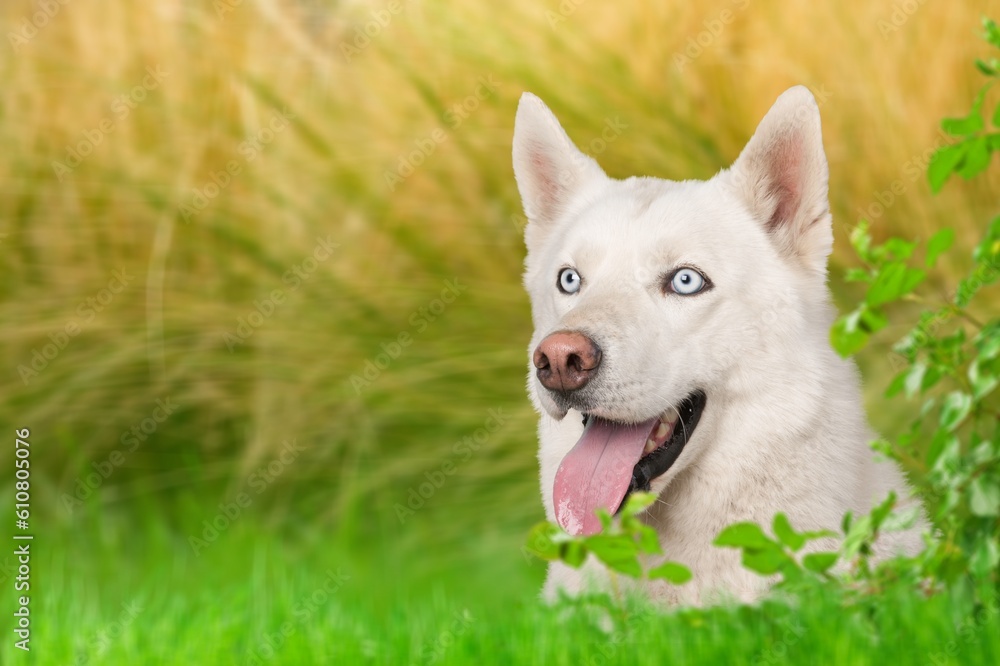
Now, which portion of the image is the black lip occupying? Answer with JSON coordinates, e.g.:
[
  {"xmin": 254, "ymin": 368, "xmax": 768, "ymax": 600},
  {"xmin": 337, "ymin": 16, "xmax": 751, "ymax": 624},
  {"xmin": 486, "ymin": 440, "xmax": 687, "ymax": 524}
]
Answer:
[{"xmin": 616, "ymin": 389, "xmax": 707, "ymax": 513}]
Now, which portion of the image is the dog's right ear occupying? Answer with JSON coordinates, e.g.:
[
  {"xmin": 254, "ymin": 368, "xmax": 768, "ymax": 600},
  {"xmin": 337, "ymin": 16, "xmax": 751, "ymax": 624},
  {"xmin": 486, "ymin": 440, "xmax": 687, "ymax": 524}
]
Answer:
[
  {"xmin": 512, "ymin": 93, "xmax": 606, "ymax": 242},
  {"xmin": 725, "ymin": 86, "xmax": 833, "ymax": 276}
]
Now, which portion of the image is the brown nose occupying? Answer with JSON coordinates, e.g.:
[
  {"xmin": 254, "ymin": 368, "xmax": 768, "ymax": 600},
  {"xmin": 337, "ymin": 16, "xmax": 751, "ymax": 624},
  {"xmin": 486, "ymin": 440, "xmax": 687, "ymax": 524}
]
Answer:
[{"xmin": 533, "ymin": 331, "xmax": 602, "ymax": 393}]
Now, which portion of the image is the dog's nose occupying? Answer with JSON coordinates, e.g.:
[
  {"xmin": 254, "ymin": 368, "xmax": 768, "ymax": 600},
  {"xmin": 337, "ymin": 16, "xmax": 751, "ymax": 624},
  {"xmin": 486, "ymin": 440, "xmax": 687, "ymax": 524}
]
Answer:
[{"xmin": 533, "ymin": 331, "xmax": 602, "ymax": 393}]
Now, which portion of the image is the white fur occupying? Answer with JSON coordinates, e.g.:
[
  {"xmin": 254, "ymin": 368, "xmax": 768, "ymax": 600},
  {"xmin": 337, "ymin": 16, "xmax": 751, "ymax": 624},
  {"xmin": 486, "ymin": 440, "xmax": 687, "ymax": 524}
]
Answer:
[{"xmin": 512, "ymin": 87, "xmax": 924, "ymax": 606}]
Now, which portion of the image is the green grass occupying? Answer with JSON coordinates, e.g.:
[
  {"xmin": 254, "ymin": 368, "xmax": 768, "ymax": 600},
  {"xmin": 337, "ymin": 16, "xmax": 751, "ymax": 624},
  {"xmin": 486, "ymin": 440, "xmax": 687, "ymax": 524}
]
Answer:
[
  {"xmin": 3, "ymin": 507, "xmax": 998, "ymax": 665},
  {"xmin": 3, "ymin": 0, "xmax": 1000, "ymax": 661}
]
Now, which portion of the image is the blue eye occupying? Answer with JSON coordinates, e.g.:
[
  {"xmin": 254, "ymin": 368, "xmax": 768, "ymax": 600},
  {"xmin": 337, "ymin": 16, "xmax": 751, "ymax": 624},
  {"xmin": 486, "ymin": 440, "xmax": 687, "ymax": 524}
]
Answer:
[
  {"xmin": 558, "ymin": 267, "xmax": 581, "ymax": 294},
  {"xmin": 669, "ymin": 268, "xmax": 707, "ymax": 295}
]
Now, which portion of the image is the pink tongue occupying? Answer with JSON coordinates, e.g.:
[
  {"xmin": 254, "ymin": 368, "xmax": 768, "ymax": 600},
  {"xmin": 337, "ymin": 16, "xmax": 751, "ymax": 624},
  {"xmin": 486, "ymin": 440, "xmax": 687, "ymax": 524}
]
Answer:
[{"xmin": 553, "ymin": 416, "xmax": 658, "ymax": 535}]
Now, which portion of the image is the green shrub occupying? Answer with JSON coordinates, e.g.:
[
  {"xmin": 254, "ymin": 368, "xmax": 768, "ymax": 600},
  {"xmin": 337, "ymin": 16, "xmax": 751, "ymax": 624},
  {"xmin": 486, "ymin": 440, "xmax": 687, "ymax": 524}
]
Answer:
[{"xmin": 830, "ymin": 17, "xmax": 1000, "ymax": 601}]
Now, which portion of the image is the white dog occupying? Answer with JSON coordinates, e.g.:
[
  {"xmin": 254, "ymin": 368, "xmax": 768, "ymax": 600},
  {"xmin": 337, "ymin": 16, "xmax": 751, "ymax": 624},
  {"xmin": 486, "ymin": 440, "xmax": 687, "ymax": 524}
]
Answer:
[{"xmin": 512, "ymin": 86, "xmax": 923, "ymax": 606}]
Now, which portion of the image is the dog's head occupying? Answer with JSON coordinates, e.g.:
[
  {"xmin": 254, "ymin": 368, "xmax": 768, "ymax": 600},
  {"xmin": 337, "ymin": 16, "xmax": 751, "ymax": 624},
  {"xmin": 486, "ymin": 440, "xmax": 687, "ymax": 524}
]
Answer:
[{"xmin": 512, "ymin": 87, "xmax": 834, "ymax": 535}]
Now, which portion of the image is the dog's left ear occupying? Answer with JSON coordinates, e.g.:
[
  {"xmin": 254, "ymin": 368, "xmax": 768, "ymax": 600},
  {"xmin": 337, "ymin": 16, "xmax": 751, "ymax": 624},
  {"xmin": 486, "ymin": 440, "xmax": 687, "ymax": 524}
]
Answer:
[{"xmin": 726, "ymin": 86, "xmax": 833, "ymax": 275}]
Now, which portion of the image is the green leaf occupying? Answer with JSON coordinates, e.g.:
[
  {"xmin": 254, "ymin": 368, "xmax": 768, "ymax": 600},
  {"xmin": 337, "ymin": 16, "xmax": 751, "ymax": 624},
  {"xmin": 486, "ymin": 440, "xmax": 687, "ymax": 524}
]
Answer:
[
  {"xmin": 619, "ymin": 491, "xmax": 658, "ymax": 517},
  {"xmin": 596, "ymin": 508, "xmax": 613, "ymax": 532},
  {"xmin": 938, "ymin": 327, "xmax": 967, "ymax": 352},
  {"xmin": 624, "ymin": 518, "xmax": 663, "ymax": 555},
  {"xmin": 971, "ymin": 435, "xmax": 994, "ymax": 465},
  {"xmin": 884, "ymin": 238, "xmax": 918, "ymax": 261},
  {"xmin": 928, "ymin": 142, "xmax": 968, "ymax": 192},
  {"xmin": 927, "ymin": 430, "xmax": 958, "ymax": 468},
  {"xmin": 920, "ymin": 396, "xmax": 938, "ymax": 419},
  {"xmin": 942, "ymin": 113, "xmax": 983, "ymax": 137},
  {"xmin": 831, "ymin": 311, "xmax": 870, "ymax": 357},
  {"xmin": 993, "ymin": 101, "xmax": 1000, "ymax": 128},
  {"xmin": 957, "ymin": 137, "xmax": 992, "ymax": 179},
  {"xmin": 590, "ymin": 554, "xmax": 643, "ymax": 578},
  {"xmin": 714, "ymin": 522, "xmax": 771, "ymax": 549},
  {"xmin": 841, "ymin": 511, "xmax": 854, "ymax": 534},
  {"xmin": 799, "ymin": 528, "xmax": 838, "ymax": 542},
  {"xmin": 562, "ymin": 540, "xmax": 588, "ymax": 568},
  {"xmin": 941, "ymin": 83, "xmax": 990, "ymax": 137},
  {"xmin": 884, "ymin": 370, "xmax": 907, "ymax": 398},
  {"xmin": 844, "ymin": 267, "xmax": 871, "ymax": 283},
  {"xmin": 584, "ymin": 533, "xmax": 637, "ymax": 557},
  {"xmin": 590, "ymin": 555, "xmax": 642, "ymax": 578},
  {"xmin": 939, "ymin": 391, "xmax": 972, "ymax": 431},
  {"xmin": 772, "ymin": 513, "xmax": 806, "ymax": 552},
  {"xmin": 969, "ymin": 538, "xmax": 1000, "ymax": 579},
  {"xmin": 977, "ymin": 326, "xmax": 1000, "ymax": 360},
  {"xmin": 870, "ymin": 492, "xmax": 897, "ymax": 531},
  {"xmin": 903, "ymin": 362, "xmax": 927, "ymax": 398},
  {"xmin": 866, "ymin": 262, "xmax": 926, "ymax": 307},
  {"xmin": 647, "ymin": 561, "xmax": 693, "ymax": 584},
  {"xmin": 925, "ymin": 228, "xmax": 955, "ymax": 268},
  {"xmin": 849, "ymin": 221, "xmax": 872, "ymax": 260},
  {"xmin": 871, "ymin": 437, "xmax": 894, "ymax": 458},
  {"xmin": 969, "ymin": 477, "xmax": 1000, "ymax": 517},
  {"xmin": 802, "ymin": 552, "xmax": 839, "ymax": 574},
  {"xmin": 859, "ymin": 306, "xmax": 889, "ymax": 335},
  {"xmin": 899, "ymin": 269, "xmax": 926, "ymax": 299},
  {"xmin": 968, "ymin": 358, "xmax": 999, "ymax": 400},
  {"xmin": 741, "ymin": 545, "xmax": 792, "ymax": 575},
  {"xmin": 841, "ymin": 514, "xmax": 872, "ymax": 558},
  {"xmin": 921, "ymin": 365, "xmax": 943, "ymax": 394},
  {"xmin": 973, "ymin": 215, "xmax": 1000, "ymax": 263},
  {"xmin": 882, "ymin": 505, "xmax": 920, "ymax": 532},
  {"xmin": 524, "ymin": 522, "xmax": 564, "ymax": 561},
  {"xmin": 864, "ymin": 261, "xmax": 904, "ymax": 307},
  {"xmin": 985, "ymin": 17, "xmax": 1000, "ymax": 50},
  {"xmin": 978, "ymin": 58, "xmax": 999, "ymax": 77}
]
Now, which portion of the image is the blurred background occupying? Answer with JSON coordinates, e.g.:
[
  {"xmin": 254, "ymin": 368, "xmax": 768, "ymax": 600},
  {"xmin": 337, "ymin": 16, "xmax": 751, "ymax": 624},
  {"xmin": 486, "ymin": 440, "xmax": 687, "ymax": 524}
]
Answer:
[{"xmin": 1, "ymin": 0, "xmax": 999, "ymax": 654}]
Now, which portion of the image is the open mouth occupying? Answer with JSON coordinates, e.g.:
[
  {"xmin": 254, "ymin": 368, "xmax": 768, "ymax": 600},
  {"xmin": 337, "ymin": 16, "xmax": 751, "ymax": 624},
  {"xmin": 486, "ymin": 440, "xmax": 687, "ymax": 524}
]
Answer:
[{"xmin": 552, "ymin": 390, "xmax": 707, "ymax": 535}]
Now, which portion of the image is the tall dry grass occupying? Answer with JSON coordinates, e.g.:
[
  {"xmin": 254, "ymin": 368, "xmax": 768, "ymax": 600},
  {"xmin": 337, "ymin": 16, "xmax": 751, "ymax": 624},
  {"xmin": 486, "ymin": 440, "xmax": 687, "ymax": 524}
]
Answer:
[{"xmin": 1, "ymin": 0, "xmax": 998, "ymax": 540}]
